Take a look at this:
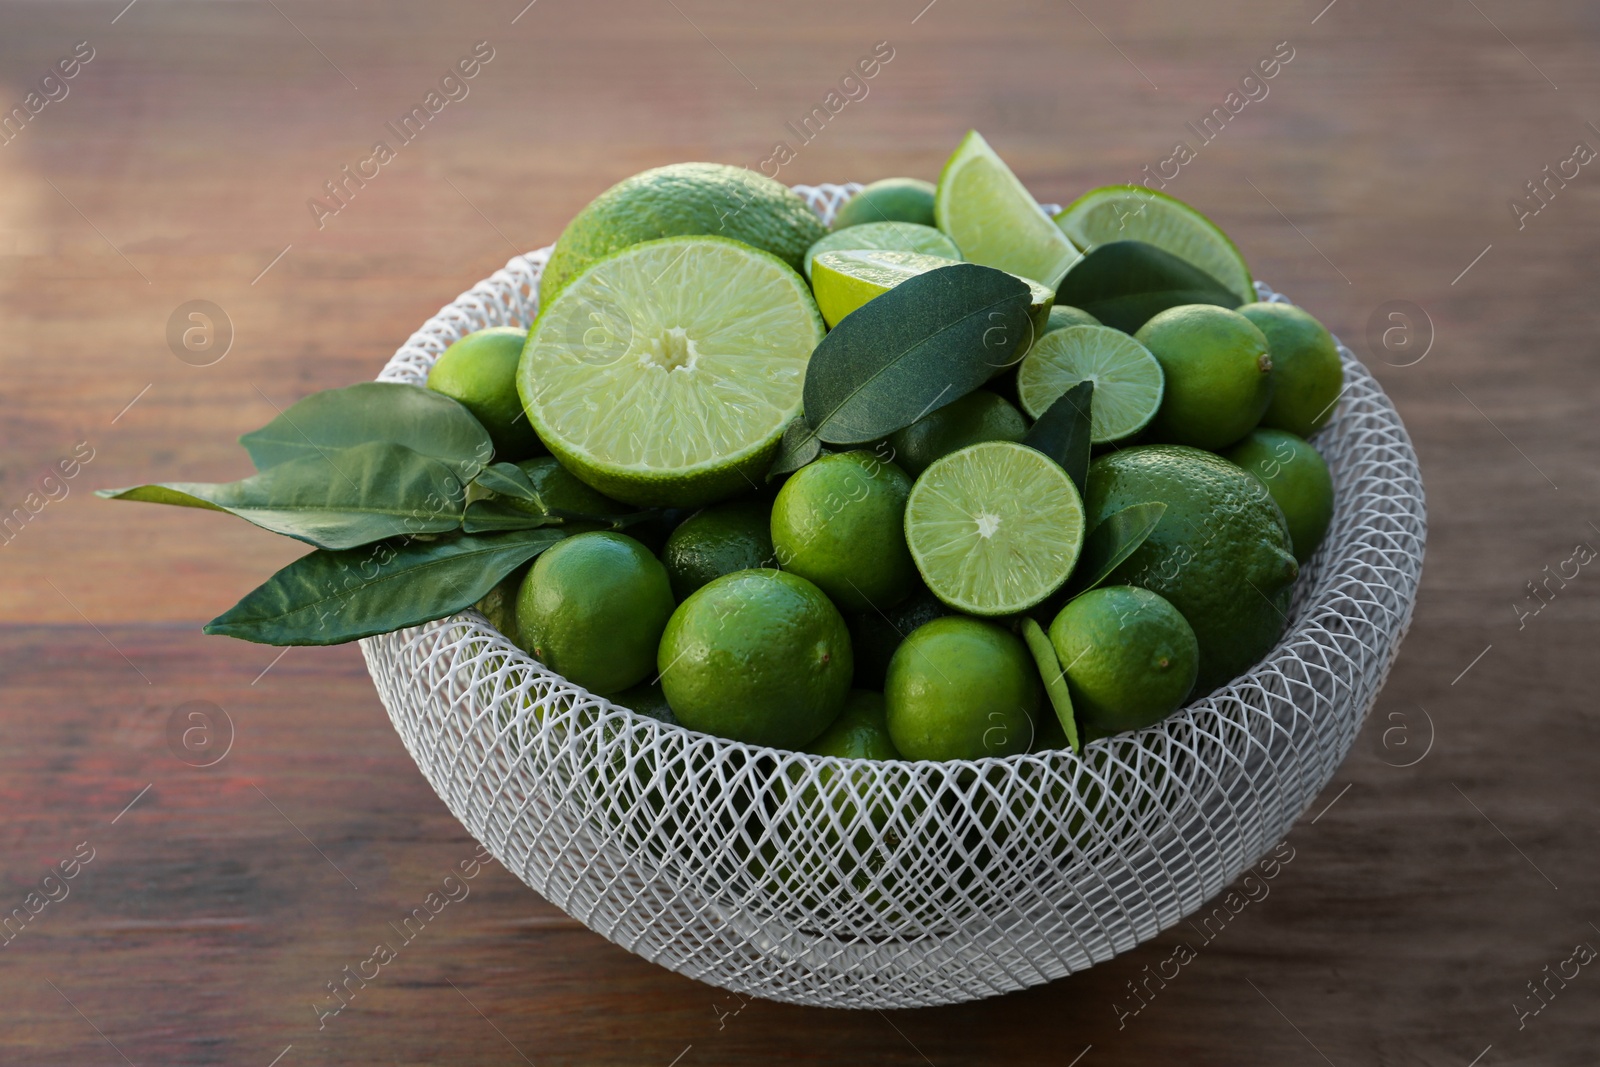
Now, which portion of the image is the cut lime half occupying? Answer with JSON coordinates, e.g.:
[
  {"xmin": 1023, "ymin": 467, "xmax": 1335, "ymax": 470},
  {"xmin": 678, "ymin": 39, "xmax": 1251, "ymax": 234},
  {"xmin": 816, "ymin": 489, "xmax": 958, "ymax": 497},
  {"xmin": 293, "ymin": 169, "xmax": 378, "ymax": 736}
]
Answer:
[
  {"xmin": 1018, "ymin": 325, "xmax": 1165, "ymax": 444},
  {"xmin": 520, "ymin": 235, "xmax": 825, "ymax": 508},
  {"xmin": 803, "ymin": 222, "xmax": 960, "ymax": 278},
  {"xmin": 935, "ymin": 130, "xmax": 1082, "ymax": 287},
  {"xmin": 904, "ymin": 440, "xmax": 1085, "ymax": 616},
  {"xmin": 811, "ymin": 248, "xmax": 1054, "ymax": 337},
  {"xmin": 1054, "ymin": 185, "xmax": 1254, "ymax": 304}
]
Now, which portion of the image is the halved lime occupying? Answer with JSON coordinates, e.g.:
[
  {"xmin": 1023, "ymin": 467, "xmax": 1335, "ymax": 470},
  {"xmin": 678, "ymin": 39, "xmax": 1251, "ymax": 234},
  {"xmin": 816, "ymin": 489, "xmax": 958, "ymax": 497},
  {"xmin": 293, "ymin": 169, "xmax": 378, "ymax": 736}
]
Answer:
[
  {"xmin": 1054, "ymin": 185, "xmax": 1254, "ymax": 304},
  {"xmin": 903, "ymin": 440, "xmax": 1085, "ymax": 616},
  {"xmin": 520, "ymin": 235, "xmax": 824, "ymax": 508},
  {"xmin": 935, "ymin": 130, "xmax": 1082, "ymax": 287},
  {"xmin": 1017, "ymin": 325, "xmax": 1165, "ymax": 444},
  {"xmin": 803, "ymin": 222, "xmax": 960, "ymax": 278},
  {"xmin": 811, "ymin": 248, "xmax": 1054, "ymax": 335}
]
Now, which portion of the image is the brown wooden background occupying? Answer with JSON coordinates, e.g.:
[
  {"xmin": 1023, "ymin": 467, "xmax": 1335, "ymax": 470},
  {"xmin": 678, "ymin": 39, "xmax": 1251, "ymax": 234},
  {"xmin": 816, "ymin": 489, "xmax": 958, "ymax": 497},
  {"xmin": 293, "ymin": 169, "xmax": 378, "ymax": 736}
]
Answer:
[{"xmin": 3, "ymin": 0, "xmax": 1598, "ymax": 1063}]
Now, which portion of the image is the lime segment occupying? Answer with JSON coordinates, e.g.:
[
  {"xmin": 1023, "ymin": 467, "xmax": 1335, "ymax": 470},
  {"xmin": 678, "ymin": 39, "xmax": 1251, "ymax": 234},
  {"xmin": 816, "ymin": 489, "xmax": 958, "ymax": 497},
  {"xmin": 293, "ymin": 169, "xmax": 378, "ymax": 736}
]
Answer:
[
  {"xmin": 1054, "ymin": 185, "xmax": 1254, "ymax": 304},
  {"xmin": 803, "ymin": 222, "xmax": 960, "ymax": 278},
  {"xmin": 903, "ymin": 440, "xmax": 1085, "ymax": 616},
  {"xmin": 810, "ymin": 248, "xmax": 1054, "ymax": 333},
  {"xmin": 1018, "ymin": 325, "xmax": 1165, "ymax": 443},
  {"xmin": 935, "ymin": 130, "xmax": 1081, "ymax": 286},
  {"xmin": 520, "ymin": 236, "xmax": 824, "ymax": 508}
]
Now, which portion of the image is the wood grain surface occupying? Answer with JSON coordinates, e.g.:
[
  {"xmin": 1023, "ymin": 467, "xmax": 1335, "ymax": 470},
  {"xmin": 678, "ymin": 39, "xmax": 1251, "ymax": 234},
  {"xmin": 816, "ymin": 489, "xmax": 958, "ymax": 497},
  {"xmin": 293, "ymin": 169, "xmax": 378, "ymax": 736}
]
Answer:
[{"xmin": 2, "ymin": 0, "xmax": 1598, "ymax": 1063}]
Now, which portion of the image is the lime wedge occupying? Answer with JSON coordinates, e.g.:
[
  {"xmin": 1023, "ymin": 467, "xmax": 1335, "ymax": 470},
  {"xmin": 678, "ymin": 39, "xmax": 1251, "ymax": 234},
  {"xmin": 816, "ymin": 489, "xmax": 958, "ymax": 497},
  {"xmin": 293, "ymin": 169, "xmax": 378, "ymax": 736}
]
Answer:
[
  {"xmin": 803, "ymin": 222, "xmax": 960, "ymax": 278},
  {"xmin": 521, "ymin": 235, "xmax": 824, "ymax": 508},
  {"xmin": 935, "ymin": 130, "xmax": 1082, "ymax": 287},
  {"xmin": 1018, "ymin": 325, "xmax": 1165, "ymax": 444},
  {"xmin": 1054, "ymin": 185, "xmax": 1254, "ymax": 304},
  {"xmin": 904, "ymin": 440, "xmax": 1085, "ymax": 616},
  {"xmin": 811, "ymin": 248, "xmax": 1054, "ymax": 336}
]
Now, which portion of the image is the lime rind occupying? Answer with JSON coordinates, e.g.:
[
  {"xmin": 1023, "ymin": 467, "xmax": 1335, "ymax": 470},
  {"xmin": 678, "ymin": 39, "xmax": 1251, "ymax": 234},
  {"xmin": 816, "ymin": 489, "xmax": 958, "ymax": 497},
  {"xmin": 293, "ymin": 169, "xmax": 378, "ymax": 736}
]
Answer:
[
  {"xmin": 521, "ymin": 235, "xmax": 825, "ymax": 507},
  {"xmin": 1018, "ymin": 325, "xmax": 1165, "ymax": 444},
  {"xmin": 935, "ymin": 131, "xmax": 1082, "ymax": 287},
  {"xmin": 904, "ymin": 440, "xmax": 1085, "ymax": 616},
  {"xmin": 1054, "ymin": 184, "xmax": 1254, "ymax": 304},
  {"xmin": 803, "ymin": 222, "xmax": 960, "ymax": 278}
]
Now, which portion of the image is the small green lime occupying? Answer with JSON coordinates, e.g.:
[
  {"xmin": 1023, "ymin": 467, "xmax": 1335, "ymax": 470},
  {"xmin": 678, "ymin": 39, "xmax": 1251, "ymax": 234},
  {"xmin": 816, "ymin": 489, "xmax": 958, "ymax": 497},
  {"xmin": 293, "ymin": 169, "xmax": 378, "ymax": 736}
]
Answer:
[
  {"xmin": 473, "ymin": 567, "xmax": 527, "ymax": 643},
  {"xmin": 1237, "ymin": 302, "xmax": 1344, "ymax": 438},
  {"xmin": 1136, "ymin": 304, "xmax": 1273, "ymax": 450},
  {"xmin": 659, "ymin": 569, "xmax": 852, "ymax": 748},
  {"xmin": 804, "ymin": 221, "xmax": 960, "ymax": 277},
  {"xmin": 806, "ymin": 690, "xmax": 900, "ymax": 760},
  {"xmin": 832, "ymin": 178, "xmax": 938, "ymax": 230},
  {"xmin": 1045, "ymin": 305, "xmax": 1101, "ymax": 333},
  {"xmin": 516, "ymin": 531, "xmax": 675, "ymax": 694},
  {"xmin": 1223, "ymin": 428, "xmax": 1335, "ymax": 564},
  {"xmin": 426, "ymin": 327, "xmax": 543, "ymax": 461},
  {"xmin": 660, "ymin": 500, "xmax": 775, "ymax": 601},
  {"xmin": 884, "ymin": 616, "xmax": 1041, "ymax": 761},
  {"xmin": 772, "ymin": 450, "xmax": 916, "ymax": 613},
  {"xmin": 613, "ymin": 680, "xmax": 679, "ymax": 726},
  {"xmin": 887, "ymin": 391, "xmax": 1027, "ymax": 477},
  {"xmin": 845, "ymin": 585, "xmax": 951, "ymax": 689},
  {"xmin": 1049, "ymin": 586, "xmax": 1198, "ymax": 740}
]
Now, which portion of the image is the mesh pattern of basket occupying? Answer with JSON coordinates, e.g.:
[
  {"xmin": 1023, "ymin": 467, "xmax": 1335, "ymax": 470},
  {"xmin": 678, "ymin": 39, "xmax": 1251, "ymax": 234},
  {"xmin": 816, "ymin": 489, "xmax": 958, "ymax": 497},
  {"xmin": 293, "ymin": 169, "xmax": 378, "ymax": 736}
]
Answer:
[{"xmin": 361, "ymin": 182, "xmax": 1426, "ymax": 1009}]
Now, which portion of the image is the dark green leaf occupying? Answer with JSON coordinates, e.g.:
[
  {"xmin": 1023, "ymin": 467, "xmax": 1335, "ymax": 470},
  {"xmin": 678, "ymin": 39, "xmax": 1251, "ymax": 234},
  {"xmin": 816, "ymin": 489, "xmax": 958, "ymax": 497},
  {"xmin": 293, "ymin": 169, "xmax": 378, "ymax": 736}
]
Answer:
[
  {"xmin": 1023, "ymin": 380, "xmax": 1094, "ymax": 496},
  {"xmin": 203, "ymin": 529, "xmax": 565, "ymax": 645},
  {"xmin": 463, "ymin": 498, "xmax": 558, "ymax": 533},
  {"xmin": 472, "ymin": 462, "xmax": 540, "ymax": 502},
  {"xmin": 239, "ymin": 382, "xmax": 494, "ymax": 482},
  {"xmin": 97, "ymin": 441, "xmax": 465, "ymax": 550},
  {"xmin": 1055, "ymin": 240, "xmax": 1240, "ymax": 334},
  {"xmin": 803, "ymin": 264, "xmax": 1033, "ymax": 445},
  {"xmin": 766, "ymin": 416, "xmax": 822, "ymax": 481},
  {"xmin": 1021, "ymin": 617, "xmax": 1080, "ymax": 753},
  {"xmin": 1066, "ymin": 501, "xmax": 1168, "ymax": 598}
]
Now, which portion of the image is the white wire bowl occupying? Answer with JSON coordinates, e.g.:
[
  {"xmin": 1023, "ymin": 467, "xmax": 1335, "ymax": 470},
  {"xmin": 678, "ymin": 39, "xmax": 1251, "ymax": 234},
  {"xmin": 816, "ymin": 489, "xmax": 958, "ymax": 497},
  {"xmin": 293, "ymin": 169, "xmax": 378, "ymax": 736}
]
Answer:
[{"xmin": 360, "ymin": 182, "xmax": 1426, "ymax": 1009}]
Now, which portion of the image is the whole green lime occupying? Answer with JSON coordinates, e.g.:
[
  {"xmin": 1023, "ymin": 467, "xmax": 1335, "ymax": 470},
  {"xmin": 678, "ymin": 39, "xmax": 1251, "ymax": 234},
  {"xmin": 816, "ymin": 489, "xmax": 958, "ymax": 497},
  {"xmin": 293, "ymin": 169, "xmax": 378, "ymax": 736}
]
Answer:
[
  {"xmin": 660, "ymin": 500, "xmax": 775, "ymax": 601},
  {"xmin": 845, "ymin": 585, "xmax": 951, "ymax": 689},
  {"xmin": 658, "ymin": 569, "xmax": 853, "ymax": 749},
  {"xmin": 426, "ymin": 327, "xmax": 542, "ymax": 461},
  {"xmin": 474, "ymin": 567, "xmax": 526, "ymax": 644},
  {"xmin": 806, "ymin": 690, "xmax": 901, "ymax": 760},
  {"xmin": 771, "ymin": 450, "xmax": 916, "ymax": 612},
  {"xmin": 541, "ymin": 163, "xmax": 826, "ymax": 306},
  {"xmin": 1136, "ymin": 304, "xmax": 1273, "ymax": 449},
  {"xmin": 1237, "ymin": 302, "xmax": 1344, "ymax": 438},
  {"xmin": 831, "ymin": 177, "xmax": 938, "ymax": 230},
  {"xmin": 884, "ymin": 616, "xmax": 1041, "ymax": 761},
  {"xmin": 1049, "ymin": 586, "xmax": 1198, "ymax": 740},
  {"xmin": 612, "ymin": 680, "xmax": 679, "ymax": 726},
  {"xmin": 887, "ymin": 391, "xmax": 1028, "ymax": 477},
  {"xmin": 1044, "ymin": 305, "xmax": 1101, "ymax": 333},
  {"xmin": 1224, "ymin": 428, "xmax": 1335, "ymax": 564},
  {"xmin": 516, "ymin": 531, "xmax": 676, "ymax": 694},
  {"xmin": 1085, "ymin": 445, "xmax": 1298, "ymax": 695}
]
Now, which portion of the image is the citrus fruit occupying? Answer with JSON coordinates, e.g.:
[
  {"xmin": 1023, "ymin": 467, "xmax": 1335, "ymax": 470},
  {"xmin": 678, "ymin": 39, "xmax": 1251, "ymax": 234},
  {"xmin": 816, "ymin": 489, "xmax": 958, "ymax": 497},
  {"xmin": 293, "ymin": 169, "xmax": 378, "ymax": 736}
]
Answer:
[
  {"xmin": 806, "ymin": 690, "xmax": 901, "ymax": 760},
  {"xmin": 884, "ymin": 616, "xmax": 1041, "ymax": 761},
  {"xmin": 1045, "ymin": 305, "xmax": 1101, "ymax": 333},
  {"xmin": 520, "ymin": 236, "xmax": 825, "ymax": 508},
  {"xmin": 613, "ymin": 680, "xmax": 679, "ymax": 726},
  {"xmin": 1237, "ymin": 302, "xmax": 1344, "ymax": 438},
  {"xmin": 661, "ymin": 500, "xmax": 775, "ymax": 601},
  {"xmin": 809, "ymin": 248, "xmax": 1055, "ymax": 335},
  {"xmin": 887, "ymin": 390, "xmax": 1027, "ymax": 476},
  {"xmin": 1016, "ymin": 325, "xmax": 1165, "ymax": 444},
  {"xmin": 903, "ymin": 441, "xmax": 1085, "ymax": 616},
  {"xmin": 1084, "ymin": 445, "xmax": 1298, "ymax": 694},
  {"xmin": 516, "ymin": 531, "xmax": 676, "ymax": 694},
  {"xmin": 659, "ymin": 569, "xmax": 852, "ymax": 749},
  {"xmin": 771, "ymin": 450, "xmax": 916, "ymax": 613},
  {"xmin": 473, "ymin": 568, "xmax": 525, "ymax": 644},
  {"xmin": 845, "ymin": 584, "xmax": 951, "ymax": 689},
  {"xmin": 426, "ymin": 326, "xmax": 543, "ymax": 461},
  {"xmin": 832, "ymin": 177, "xmax": 937, "ymax": 230},
  {"xmin": 935, "ymin": 130, "xmax": 1081, "ymax": 286},
  {"xmin": 1135, "ymin": 304, "xmax": 1273, "ymax": 450},
  {"xmin": 1223, "ymin": 428, "xmax": 1335, "ymax": 564},
  {"xmin": 540, "ymin": 162, "xmax": 826, "ymax": 306},
  {"xmin": 1048, "ymin": 585, "xmax": 1199, "ymax": 740},
  {"xmin": 803, "ymin": 222, "xmax": 960, "ymax": 277},
  {"xmin": 1019, "ymin": 616, "xmax": 1077, "ymax": 752},
  {"xmin": 1054, "ymin": 185, "xmax": 1254, "ymax": 304}
]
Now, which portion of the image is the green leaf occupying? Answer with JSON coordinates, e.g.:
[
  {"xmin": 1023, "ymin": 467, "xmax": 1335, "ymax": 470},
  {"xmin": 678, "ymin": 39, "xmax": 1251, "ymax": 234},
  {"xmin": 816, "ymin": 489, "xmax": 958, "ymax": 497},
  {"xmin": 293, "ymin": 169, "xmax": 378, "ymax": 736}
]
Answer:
[
  {"xmin": 803, "ymin": 263, "xmax": 1034, "ymax": 445},
  {"xmin": 1021, "ymin": 617, "xmax": 1080, "ymax": 754},
  {"xmin": 1023, "ymin": 379, "xmax": 1094, "ymax": 496},
  {"xmin": 239, "ymin": 382, "xmax": 494, "ymax": 482},
  {"xmin": 471, "ymin": 462, "xmax": 540, "ymax": 502},
  {"xmin": 97, "ymin": 441, "xmax": 466, "ymax": 550},
  {"xmin": 462, "ymin": 498, "xmax": 556, "ymax": 533},
  {"xmin": 766, "ymin": 416, "xmax": 822, "ymax": 481},
  {"xmin": 204, "ymin": 529, "xmax": 565, "ymax": 645},
  {"xmin": 1054, "ymin": 240, "xmax": 1240, "ymax": 334},
  {"xmin": 1066, "ymin": 501, "xmax": 1168, "ymax": 598}
]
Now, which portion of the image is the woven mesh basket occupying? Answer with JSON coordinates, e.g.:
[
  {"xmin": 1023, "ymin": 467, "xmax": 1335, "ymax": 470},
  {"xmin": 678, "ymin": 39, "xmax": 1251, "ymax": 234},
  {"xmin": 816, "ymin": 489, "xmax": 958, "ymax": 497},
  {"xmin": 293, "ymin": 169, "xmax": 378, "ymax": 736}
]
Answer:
[{"xmin": 361, "ymin": 182, "xmax": 1426, "ymax": 1009}]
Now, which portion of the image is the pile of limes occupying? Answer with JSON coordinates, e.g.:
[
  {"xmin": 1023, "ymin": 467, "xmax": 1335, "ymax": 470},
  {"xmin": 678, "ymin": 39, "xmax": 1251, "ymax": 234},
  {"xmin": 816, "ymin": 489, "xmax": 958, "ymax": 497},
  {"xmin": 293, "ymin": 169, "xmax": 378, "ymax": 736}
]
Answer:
[{"xmin": 432, "ymin": 132, "xmax": 1341, "ymax": 763}]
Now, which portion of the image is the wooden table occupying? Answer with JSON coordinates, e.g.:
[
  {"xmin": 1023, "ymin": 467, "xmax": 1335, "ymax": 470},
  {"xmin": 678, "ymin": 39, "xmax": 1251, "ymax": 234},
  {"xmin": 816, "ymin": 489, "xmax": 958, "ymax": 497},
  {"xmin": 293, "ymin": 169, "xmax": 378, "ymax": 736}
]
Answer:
[{"xmin": 2, "ymin": 0, "xmax": 1596, "ymax": 1062}]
